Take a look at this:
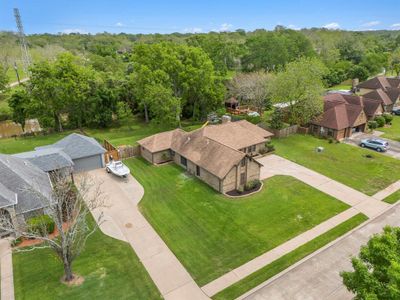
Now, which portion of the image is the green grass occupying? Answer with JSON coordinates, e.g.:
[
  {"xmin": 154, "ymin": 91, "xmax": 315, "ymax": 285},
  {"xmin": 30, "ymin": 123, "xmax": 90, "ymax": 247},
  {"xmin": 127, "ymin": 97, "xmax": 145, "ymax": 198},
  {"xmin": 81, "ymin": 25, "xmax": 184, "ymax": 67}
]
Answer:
[
  {"xmin": 273, "ymin": 134, "xmax": 400, "ymax": 196},
  {"xmin": 383, "ymin": 189, "xmax": 400, "ymax": 204},
  {"xmin": 0, "ymin": 117, "xmax": 202, "ymax": 154},
  {"xmin": 326, "ymin": 84, "xmax": 352, "ymax": 91},
  {"xmin": 127, "ymin": 158, "xmax": 349, "ymax": 285},
  {"xmin": 213, "ymin": 213, "xmax": 368, "ymax": 300},
  {"xmin": 13, "ymin": 217, "xmax": 162, "ymax": 300},
  {"xmin": 379, "ymin": 116, "xmax": 400, "ymax": 142}
]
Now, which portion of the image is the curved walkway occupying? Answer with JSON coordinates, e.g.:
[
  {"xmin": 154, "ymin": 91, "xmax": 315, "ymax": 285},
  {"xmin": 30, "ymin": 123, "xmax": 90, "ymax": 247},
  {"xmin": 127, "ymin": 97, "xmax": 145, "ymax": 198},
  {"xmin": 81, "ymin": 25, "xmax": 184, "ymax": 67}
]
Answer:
[
  {"xmin": 82, "ymin": 170, "xmax": 209, "ymax": 300},
  {"xmin": 0, "ymin": 238, "xmax": 14, "ymax": 300}
]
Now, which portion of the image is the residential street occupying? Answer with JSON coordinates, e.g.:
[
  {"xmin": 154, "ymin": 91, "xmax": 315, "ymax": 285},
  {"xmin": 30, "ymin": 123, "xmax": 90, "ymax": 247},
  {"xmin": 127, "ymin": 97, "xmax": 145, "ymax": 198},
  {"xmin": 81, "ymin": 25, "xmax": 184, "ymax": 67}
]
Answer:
[
  {"xmin": 344, "ymin": 132, "xmax": 400, "ymax": 159},
  {"xmin": 240, "ymin": 202, "xmax": 400, "ymax": 300}
]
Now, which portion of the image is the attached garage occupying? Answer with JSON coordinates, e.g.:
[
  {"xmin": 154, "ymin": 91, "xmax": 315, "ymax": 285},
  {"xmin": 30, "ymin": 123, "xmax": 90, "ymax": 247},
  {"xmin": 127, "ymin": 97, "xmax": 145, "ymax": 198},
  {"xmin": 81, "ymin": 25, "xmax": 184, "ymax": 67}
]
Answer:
[{"xmin": 35, "ymin": 133, "xmax": 106, "ymax": 172}]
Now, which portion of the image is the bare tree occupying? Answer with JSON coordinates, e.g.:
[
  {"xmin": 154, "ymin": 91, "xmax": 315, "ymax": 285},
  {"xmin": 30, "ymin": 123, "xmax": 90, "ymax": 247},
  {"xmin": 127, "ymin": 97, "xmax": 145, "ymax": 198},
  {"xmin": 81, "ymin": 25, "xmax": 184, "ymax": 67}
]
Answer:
[
  {"xmin": 228, "ymin": 71, "xmax": 275, "ymax": 114},
  {"xmin": 0, "ymin": 172, "xmax": 105, "ymax": 283}
]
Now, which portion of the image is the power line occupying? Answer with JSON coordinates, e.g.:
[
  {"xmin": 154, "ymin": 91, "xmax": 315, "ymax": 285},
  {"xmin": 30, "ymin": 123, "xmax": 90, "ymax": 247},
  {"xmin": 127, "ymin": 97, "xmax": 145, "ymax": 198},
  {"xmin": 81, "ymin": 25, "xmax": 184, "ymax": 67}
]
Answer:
[{"xmin": 14, "ymin": 8, "xmax": 32, "ymax": 75}]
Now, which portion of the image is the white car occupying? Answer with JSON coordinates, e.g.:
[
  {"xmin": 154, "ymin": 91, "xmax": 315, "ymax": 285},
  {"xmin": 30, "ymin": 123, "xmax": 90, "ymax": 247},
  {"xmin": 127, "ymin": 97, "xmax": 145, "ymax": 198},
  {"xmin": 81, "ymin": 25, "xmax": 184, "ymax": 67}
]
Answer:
[{"xmin": 106, "ymin": 160, "xmax": 130, "ymax": 178}]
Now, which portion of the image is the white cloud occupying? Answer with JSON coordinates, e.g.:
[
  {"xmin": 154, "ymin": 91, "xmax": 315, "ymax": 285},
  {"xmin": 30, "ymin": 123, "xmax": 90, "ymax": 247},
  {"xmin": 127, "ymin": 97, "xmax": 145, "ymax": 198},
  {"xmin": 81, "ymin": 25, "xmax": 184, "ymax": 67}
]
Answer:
[
  {"xmin": 361, "ymin": 21, "xmax": 380, "ymax": 27},
  {"xmin": 61, "ymin": 28, "xmax": 87, "ymax": 34},
  {"xmin": 323, "ymin": 22, "xmax": 340, "ymax": 30},
  {"xmin": 391, "ymin": 23, "xmax": 400, "ymax": 30},
  {"xmin": 219, "ymin": 23, "xmax": 233, "ymax": 32},
  {"xmin": 115, "ymin": 22, "xmax": 124, "ymax": 27},
  {"xmin": 183, "ymin": 27, "xmax": 203, "ymax": 33},
  {"xmin": 287, "ymin": 24, "xmax": 300, "ymax": 30}
]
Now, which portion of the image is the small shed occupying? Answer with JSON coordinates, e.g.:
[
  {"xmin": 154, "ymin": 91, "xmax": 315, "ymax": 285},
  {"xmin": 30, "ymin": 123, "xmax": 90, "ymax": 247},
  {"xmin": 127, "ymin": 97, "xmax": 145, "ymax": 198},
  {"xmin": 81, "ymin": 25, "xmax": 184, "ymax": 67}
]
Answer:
[{"xmin": 225, "ymin": 97, "xmax": 239, "ymax": 110}]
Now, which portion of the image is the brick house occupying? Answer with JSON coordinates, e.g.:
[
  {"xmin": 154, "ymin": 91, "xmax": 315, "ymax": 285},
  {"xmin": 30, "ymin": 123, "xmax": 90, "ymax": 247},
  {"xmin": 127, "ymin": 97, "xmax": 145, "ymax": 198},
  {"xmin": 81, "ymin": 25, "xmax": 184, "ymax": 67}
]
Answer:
[
  {"xmin": 310, "ymin": 93, "xmax": 382, "ymax": 140},
  {"xmin": 138, "ymin": 120, "xmax": 273, "ymax": 194}
]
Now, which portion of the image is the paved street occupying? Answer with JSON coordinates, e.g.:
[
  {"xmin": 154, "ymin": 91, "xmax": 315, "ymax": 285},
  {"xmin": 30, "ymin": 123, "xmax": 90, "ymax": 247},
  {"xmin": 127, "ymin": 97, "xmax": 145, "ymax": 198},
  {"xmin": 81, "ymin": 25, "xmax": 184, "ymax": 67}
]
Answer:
[
  {"xmin": 344, "ymin": 132, "xmax": 400, "ymax": 159},
  {"xmin": 240, "ymin": 202, "xmax": 400, "ymax": 300}
]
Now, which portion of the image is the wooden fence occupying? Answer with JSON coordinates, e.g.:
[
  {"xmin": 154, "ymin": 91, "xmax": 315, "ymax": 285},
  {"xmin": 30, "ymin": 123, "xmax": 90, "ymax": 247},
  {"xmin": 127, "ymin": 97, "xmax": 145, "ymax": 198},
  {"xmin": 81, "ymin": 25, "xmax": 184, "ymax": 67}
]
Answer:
[
  {"xmin": 263, "ymin": 124, "xmax": 299, "ymax": 138},
  {"xmin": 103, "ymin": 139, "xmax": 139, "ymax": 163}
]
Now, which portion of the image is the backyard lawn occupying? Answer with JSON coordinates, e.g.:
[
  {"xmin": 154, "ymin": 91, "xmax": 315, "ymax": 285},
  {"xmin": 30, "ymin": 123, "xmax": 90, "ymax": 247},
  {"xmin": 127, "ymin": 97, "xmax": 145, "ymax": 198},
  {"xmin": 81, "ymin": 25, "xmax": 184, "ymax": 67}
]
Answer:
[
  {"xmin": 13, "ymin": 217, "xmax": 161, "ymax": 300},
  {"xmin": 0, "ymin": 117, "xmax": 202, "ymax": 154},
  {"xmin": 126, "ymin": 158, "xmax": 349, "ymax": 286},
  {"xmin": 379, "ymin": 115, "xmax": 400, "ymax": 142},
  {"xmin": 273, "ymin": 134, "xmax": 400, "ymax": 196}
]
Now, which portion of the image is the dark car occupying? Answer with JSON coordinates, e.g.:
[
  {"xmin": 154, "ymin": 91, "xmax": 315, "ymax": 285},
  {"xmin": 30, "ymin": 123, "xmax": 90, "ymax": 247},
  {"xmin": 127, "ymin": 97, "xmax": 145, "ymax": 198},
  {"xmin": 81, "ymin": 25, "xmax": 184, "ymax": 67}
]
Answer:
[{"xmin": 392, "ymin": 108, "xmax": 400, "ymax": 116}]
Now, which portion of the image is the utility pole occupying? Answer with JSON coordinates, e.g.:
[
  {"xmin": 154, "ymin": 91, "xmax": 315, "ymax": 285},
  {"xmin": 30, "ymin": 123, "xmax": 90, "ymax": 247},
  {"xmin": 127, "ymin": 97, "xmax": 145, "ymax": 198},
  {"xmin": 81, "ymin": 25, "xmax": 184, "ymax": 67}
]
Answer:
[{"xmin": 14, "ymin": 8, "xmax": 32, "ymax": 76}]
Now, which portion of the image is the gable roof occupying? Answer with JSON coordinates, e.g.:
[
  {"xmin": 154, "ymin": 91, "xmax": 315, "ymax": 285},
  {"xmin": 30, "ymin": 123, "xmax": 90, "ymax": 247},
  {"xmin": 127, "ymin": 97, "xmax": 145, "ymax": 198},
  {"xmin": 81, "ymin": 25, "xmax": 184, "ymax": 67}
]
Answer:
[
  {"xmin": 171, "ymin": 129, "xmax": 246, "ymax": 179},
  {"xmin": 0, "ymin": 182, "xmax": 17, "ymax": 209},
  {"xmin": 36, "ymin": 133, "xmax": 105, "ymax": 160},
  {"xmin": 0, "ymin": 154, "xmax": 52, "ymax": 214},
  {"xmin": 357, "ymin": 76, "xmax": 391, "ymax": 90},
  {"xmin": 138, "ymin": 120, "xmax": 272, "ymax": 179},
  {"xmin": 13, "ymin": 148, "xmax": 74, "ymax": 172},
  {"xmin": 312, "ymin": 94, "xmax": 366, "ymax": 130},
  {"xmin": 363, "ymin": 89, "xmax": 394, "ymax": 106}
]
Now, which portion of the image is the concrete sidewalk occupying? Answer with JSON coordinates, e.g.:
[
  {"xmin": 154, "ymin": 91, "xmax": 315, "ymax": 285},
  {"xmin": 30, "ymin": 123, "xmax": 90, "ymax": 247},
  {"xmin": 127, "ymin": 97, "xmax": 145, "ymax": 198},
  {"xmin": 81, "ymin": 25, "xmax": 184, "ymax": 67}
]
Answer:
[
  {"xmin": 0, "ymin": 239, "xmax": 14, "ymax": 300},
  {"xmin": 373, "ymin": 180, "xmax": 400, "ymax": 200},
  {"xmin": 257, "ymin": 155, "xmax": 389, "ymax": 218},
  {"xmin": 82, "ymin": 170, "xmax": 209, "ymax": 300},
  {"xmin": 201, "ymin": 208, "xmax": 359, "ymax": 297},
  {"xmin": 241, "ymin": 202, "xmax": 400, "ymax": 300}
]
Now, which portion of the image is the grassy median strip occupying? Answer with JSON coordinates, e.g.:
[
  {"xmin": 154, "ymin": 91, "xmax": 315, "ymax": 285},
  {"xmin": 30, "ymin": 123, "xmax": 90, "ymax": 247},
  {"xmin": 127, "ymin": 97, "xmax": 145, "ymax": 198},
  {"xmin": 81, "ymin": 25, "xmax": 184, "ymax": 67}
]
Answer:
[
  {"xmin": 383, "ymin": 190, "xmax": 400, "ymax": 204},
  {"xmin": 212, "ymin": 213, "xmax": 368, "ymax": 300}
]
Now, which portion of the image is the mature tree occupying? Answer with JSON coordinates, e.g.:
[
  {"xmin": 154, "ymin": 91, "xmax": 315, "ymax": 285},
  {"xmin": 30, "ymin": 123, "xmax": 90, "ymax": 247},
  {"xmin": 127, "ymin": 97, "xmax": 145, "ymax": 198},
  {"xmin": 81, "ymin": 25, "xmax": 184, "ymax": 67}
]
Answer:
[
  {"xmin": 0, "ymin": 173, "xmax": 105, "ymax": 282},
  {"xmin": 341, "ymin": 226, "xmax": 400, "ymax": 299},
  {"xmin": 361, "ymin": 52, "xmax": 388, "ymax": 76},
  {"xmin": 8, "ymin": 89, "xmax": 31, "ymax": 130},
  {"xmin": 187, "ymin": 34, "xmax": 242, "ymax": 75},
  {"xmin": 349, "ymin": 65, "xmax": 369, "ymax": 81},
  {"xmin": 228, "ymin": 71, "xmax": 274, "ymax": 114},
  {"xmin": 271, "ymin": 57, "xmax": 327, "ymax": 125},
  {"xmin": 242, "ymin": 28, "xmax": 315, "ymax": 71},
  {"xmin": 0, "ymin": 64, "xmax": 8, "ymax": 92},
  {"xmin": 130, "ymin": 42, "xmax": 225, "ymax": 124},
  {"xmin": 390, "ymin": 48, "xmax": 400, "ymax": 77}
]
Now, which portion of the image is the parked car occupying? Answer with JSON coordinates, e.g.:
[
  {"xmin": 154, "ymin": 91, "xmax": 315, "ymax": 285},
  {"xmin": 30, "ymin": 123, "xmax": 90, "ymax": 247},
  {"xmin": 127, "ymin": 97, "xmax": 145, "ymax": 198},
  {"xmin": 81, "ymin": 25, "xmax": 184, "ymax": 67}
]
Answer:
[
  {"xmin": 392, "ymin": 108, "xmax": 400, "ymax": 116},
  {"xmin": 360, "ymin": 139, "xmax": 389, "ymax": 152}
]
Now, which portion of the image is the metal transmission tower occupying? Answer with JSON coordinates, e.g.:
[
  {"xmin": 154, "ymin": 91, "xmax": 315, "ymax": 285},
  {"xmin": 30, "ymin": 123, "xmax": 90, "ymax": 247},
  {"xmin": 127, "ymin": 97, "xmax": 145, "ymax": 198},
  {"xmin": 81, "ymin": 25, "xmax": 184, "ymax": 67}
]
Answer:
[{"xmin": 14, "ymin": 8, "xmax": 32, "ymax": 75}]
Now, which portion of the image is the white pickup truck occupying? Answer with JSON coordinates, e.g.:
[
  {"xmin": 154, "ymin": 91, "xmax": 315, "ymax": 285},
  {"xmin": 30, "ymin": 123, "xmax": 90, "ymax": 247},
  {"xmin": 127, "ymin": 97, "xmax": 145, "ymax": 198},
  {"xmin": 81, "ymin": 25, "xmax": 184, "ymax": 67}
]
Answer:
[{"xmin": 106, "ymin": 160, "xmax": 130, "ymax": 178}]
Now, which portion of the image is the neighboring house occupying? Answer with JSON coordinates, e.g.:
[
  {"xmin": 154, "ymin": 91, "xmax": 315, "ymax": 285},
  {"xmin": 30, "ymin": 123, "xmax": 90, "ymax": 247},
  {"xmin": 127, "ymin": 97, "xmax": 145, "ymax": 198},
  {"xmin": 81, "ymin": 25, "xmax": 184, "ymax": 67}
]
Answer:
[
  {"xmin": 138, "ymin": 120, "xmax": 273, "ymax": 194},
  {"xmin": 36, "ymin": 133, "xmax": 106, "ymax": 172},
  {"xmin": 357, "ymin": 76, "xmax": 400, "ymax": 112},
  {"xmin": 0, "ymin": 154, "xmax": 53, "ymax": 236},
  {"xmin": 13, "ymin": 148, "xmax": 74, "ymax": 176},
  {"xmin": 310, "ymin": 93, "xmax": 381, "ymax": 140}
]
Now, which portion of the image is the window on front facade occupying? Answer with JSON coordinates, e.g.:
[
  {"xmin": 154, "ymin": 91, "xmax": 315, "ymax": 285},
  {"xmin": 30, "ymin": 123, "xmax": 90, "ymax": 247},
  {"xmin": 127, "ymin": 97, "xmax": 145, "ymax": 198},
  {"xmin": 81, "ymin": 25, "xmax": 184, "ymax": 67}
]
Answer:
[
  {"xmin": 170, "ymin": 150, "xmax": 175, "ymax": 157},
  {"xmin": 196, "ymin": 165, "xmax": 200, "ymax": 176},
  {"xmin": 240, "ymin": 173, "xmax": 246, "ymax": 185},
  {"xmin": 251, "ymin": 145, "xmax": 256, "ymax": 152},
  {"xmin": 247, "ymin": 146, "xmax": 252, "ymax": 153},
  {"xmin": 327, "ymin": 128, "xmax": 334, "ymax": 137},
  {"xmin": 241, "ymin": 158, "xmax": 246, "ymax": 167},
  {"xmin": 180, "ymin": 156, "xmax": 187, "ymax": 167}
]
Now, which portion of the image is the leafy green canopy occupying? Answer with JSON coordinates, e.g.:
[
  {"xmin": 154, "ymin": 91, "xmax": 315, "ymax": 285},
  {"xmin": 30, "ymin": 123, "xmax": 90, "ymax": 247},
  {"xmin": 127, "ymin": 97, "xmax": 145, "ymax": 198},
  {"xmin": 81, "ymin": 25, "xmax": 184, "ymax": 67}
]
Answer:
[
  {"xmin": 130, "ymin": 42, "xmax": 225, "ymax": 125},
  {"xmin": 341, "ymin": 226, "xmax": 400, "ymax": 300}
]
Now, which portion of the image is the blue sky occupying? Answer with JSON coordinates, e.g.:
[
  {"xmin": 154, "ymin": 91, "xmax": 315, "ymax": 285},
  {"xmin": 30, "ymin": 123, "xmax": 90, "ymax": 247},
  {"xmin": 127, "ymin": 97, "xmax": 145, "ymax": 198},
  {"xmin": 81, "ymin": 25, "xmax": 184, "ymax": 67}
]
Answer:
[{"xmin": 1, "ymin": 0, "xmax": 400, "ymax": 34}]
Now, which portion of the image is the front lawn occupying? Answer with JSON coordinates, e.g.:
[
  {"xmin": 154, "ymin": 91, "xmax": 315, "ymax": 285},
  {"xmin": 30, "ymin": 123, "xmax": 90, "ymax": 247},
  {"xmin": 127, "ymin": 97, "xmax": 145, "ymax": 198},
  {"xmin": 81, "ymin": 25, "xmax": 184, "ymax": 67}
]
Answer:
[
  {"xmin": 379, "ymin": 115, "xmax": 400, "ymax": 142},
  {"xmin": 213, "ymin": 213, "xmax": 368, "ymax": 300},
  {"xmin": 127, "ymin": 158, "xmax": 349, "ymax": 285},
  {"xmin": 13, "ymin": 217, "xmax": 162, "ymax": 300},
  {"xmin": 273, "ymin": 134, "xmax": 400, "ymax": 196}
]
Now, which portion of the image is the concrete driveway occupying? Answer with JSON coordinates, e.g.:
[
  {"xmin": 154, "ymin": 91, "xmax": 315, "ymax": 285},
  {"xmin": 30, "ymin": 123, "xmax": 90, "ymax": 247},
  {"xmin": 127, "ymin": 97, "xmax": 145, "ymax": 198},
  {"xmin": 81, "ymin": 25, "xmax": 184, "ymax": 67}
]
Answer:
[
  {"xmin": 81, "ymin": 169, "xmax": 209, "ymax": 300},
  {"xmin": 344, "ymin": 132, "xmax": 400, "ymax": 159},
  {"xmin": 240, "ymin": 202, "xmax": 400, "ymax": 300}
]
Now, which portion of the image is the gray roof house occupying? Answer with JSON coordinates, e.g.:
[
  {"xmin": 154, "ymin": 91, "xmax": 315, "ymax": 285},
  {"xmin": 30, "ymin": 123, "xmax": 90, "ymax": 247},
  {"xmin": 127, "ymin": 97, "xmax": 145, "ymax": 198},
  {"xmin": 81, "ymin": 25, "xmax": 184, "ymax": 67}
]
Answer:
[
  {"xmin": 35, "ymin": 133, "xmax": 106, "ymax": 172},
  {"xmin": 13, "ymin": 148, "xmax": 74, "ymax": 173},
  {"xmin": 0, "ymin": 154, "xmax": 53, "ymax": 235}
]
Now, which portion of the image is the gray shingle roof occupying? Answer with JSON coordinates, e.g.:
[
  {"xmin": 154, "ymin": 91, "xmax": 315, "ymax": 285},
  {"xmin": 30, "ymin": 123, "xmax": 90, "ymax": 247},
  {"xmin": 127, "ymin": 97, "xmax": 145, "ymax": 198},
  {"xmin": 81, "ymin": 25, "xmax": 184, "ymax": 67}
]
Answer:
[
  {"xmin": 36, "ymin": 133, "xmax": 106, "ymax": 160},
  {"xmin": 13, "ymin": 148, "xmax": 74, "ymax": 172},
  {"xmin": 0, "ymin": 182, "xmax": 17, "ymax": 209},
  {"xmin": 0, "ymin": 154, "xmax": 52, "ymax": 214}
]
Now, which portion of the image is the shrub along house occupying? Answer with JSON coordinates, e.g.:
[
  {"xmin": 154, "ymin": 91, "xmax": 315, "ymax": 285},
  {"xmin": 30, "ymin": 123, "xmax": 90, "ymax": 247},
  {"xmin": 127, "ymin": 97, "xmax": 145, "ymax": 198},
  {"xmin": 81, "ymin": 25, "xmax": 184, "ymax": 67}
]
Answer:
[
  {"xmin": 357, "ymin": 76, "xmax": 400, "ymax": 112},
  {"xmin": 310, "ymin": 93, "xmax": 382, "ymax": 140},
  {"xmin": 138, "ymin": 120, "xmax": 273, "ymax": 194}
]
